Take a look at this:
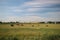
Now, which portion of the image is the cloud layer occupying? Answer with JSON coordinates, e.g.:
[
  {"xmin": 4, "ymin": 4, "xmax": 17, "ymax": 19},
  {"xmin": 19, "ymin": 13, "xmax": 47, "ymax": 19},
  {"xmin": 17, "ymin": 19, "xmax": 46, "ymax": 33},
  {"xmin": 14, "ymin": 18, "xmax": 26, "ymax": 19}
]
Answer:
[{"xmin": 0, "ymin": 0, "xmax": 60, "ymax": 22}]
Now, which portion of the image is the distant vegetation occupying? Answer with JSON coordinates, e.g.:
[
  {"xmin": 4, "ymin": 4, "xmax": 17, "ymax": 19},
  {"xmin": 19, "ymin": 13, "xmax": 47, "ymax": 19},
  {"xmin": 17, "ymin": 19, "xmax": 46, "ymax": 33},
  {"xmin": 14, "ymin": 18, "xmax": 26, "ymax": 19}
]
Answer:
[
  {"xmin": 0, "ymin": 21, "xmax": 60, "ymax": 24},
  {"xmin": 47, "ymin": 21, "xmax": 55, "ymax": 24},
  {"xmin": 38, "ymin": 22, "xmax": 45, "ymax": 24},
  {"xmin": 0, "ymin": 21, "xmax": 2, "ymax": 24}
]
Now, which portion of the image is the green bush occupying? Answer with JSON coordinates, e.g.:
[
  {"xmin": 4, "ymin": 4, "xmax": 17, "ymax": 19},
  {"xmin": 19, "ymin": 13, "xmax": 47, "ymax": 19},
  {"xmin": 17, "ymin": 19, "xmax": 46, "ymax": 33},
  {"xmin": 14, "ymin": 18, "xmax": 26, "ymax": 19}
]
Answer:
[{"xmin": 10, "ymin": 24, "xmax": 14, "ymax": 27}]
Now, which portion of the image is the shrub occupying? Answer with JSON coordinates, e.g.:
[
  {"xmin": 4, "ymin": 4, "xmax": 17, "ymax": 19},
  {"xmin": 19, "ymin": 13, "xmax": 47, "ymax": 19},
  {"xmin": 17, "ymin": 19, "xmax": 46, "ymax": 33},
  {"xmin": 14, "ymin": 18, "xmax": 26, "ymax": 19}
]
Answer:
[
  {"xmin": 21, "ymin": 24, "xmax": 24, "ymax": 26},
  {"xmin": 46, "ymin": 25, "xmax": 48, "ymax": 27},
  {"xmin": 10, "ymin": 24, "xmax": 14, "ymax": 27},
  {"xmin": 32, "ymin": 25, "xmax": 34, "ymax": 27}
]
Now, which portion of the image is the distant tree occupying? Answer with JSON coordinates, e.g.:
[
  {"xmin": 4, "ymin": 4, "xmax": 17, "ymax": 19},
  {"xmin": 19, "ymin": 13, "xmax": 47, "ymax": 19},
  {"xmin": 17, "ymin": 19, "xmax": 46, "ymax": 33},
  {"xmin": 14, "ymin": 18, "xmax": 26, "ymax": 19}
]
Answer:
[
  {"xmin": 56, "ymin": 22, "xmax": 60, "ymax": 24},
  {"xmin": 47, "ymin": 21, "xmax": 55, "ymax": 24},
  {"xmin": 10, "ymin": 22, "xmax": 16, "ymax": 24},
  {"xmin": 16, "ymin": 22, "xmax": 20, "ymax": 25},
  {"xmin": 39, "ymin": 22, "xmax": 45, "ymax": 24},
  {"xmin": 0, "ymin": 21, "xmax": 2, "ymax": 24},
  {"xmin": 16, "ymin": 21, "xmax": 19, "ymax": 23}
]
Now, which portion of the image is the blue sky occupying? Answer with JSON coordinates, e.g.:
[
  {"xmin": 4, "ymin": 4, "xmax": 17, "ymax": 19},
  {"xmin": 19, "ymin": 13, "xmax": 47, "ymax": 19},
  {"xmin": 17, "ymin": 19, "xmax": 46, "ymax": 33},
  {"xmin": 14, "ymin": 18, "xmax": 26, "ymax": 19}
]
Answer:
[{"xmin": 0, "ymin": 0, "xmax": 60, "ymax": 22}]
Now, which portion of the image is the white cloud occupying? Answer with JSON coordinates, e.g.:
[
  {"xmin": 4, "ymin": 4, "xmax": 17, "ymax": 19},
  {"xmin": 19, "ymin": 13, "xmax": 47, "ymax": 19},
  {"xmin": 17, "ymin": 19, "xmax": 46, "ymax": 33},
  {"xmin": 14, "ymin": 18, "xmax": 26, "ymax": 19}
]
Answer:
[
  {"xmin": 26, "ymin": 8, "xmax": 40, "ymax": 12},
  {"xmin": 0, "ymin": 0, "xmax": 60, "ymax": 22},
  {"xmin": 46, "ymin": 12, "xmax": 60, "ymax": 18},
  {"xmin": 5, "ymin": 0, "xmax": 60, "ymax": 13},
  {"xmin": 12, "ymin": 9, "xmax": 23, "ymax": 12},
  {"xmin": 1, "ymin": 15, "xmax": 60, "ymax": 22},
  {"xmin": 12, "ymin": 0, "xmax": 60, "ymax": 13},
  {"xmin": 0, "ymin": 16, "xmax": 45, "ymax": 22},
  {"xmin": 22, "ymin": 0, "xmax": 60, "ymax": 7}
]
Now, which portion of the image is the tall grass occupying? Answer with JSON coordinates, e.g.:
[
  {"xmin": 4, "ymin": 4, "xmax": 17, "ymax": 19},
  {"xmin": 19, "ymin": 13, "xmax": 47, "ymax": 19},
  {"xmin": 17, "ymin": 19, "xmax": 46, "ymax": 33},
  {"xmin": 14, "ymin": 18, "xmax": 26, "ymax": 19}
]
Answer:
[{"xmin": 0, "ymin": 28, "xmax": 60, "ymax": 40}]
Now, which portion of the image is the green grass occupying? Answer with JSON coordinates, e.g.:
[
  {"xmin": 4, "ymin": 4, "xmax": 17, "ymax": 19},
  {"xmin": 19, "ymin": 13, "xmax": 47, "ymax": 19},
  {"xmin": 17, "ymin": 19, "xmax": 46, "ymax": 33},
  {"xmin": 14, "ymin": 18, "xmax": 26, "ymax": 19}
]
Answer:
[
  {"xmin": 0, "ymin": 24, "xmax": 60, "ymax": 40},
  {"xmin": 0, "ymin": 28, "xmax": 60, "ymax": 40}
]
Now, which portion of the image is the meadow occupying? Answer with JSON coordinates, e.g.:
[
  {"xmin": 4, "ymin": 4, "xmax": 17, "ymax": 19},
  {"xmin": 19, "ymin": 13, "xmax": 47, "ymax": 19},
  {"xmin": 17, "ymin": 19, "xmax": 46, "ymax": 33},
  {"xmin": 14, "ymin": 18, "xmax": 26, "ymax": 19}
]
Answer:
[{"xmin": 0, "ymin": 23, "xmax": 60, "ymax": 40}]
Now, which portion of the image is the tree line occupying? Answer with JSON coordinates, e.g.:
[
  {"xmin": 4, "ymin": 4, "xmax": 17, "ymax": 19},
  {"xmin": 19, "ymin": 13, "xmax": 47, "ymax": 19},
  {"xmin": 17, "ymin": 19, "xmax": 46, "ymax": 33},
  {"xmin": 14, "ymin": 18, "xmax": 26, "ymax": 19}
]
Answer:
[{"xmin": 0, "ymin": 21, "xmax": 60, "ymax": 24}]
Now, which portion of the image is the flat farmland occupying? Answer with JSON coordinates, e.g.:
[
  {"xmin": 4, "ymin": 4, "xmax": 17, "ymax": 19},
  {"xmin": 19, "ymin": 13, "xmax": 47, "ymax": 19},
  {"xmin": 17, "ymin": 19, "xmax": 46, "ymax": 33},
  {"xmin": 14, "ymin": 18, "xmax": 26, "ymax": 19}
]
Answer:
[
  {"xmin": 0, "ymin": 24, "xmax": 60, "ymax": 40},
  {"xmin": 0, "ymin": 23, "xmax": 60, "ymax": 29}
]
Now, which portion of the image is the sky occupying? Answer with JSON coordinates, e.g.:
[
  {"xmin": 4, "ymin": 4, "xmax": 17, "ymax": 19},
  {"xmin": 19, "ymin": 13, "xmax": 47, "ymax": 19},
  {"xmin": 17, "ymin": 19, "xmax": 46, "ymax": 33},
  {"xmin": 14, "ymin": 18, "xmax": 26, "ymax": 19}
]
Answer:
[{"xmin": 0, "ymin": 0, "xmax": 60, "ymax": 22}]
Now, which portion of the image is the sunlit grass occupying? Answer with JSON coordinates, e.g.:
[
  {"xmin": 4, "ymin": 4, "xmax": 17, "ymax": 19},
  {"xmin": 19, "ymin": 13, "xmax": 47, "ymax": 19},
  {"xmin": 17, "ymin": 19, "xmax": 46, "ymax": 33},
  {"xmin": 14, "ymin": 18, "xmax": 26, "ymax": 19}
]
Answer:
[{"xmin": 0, "ymin": 24, "xmax": 60, "ymax": 40}]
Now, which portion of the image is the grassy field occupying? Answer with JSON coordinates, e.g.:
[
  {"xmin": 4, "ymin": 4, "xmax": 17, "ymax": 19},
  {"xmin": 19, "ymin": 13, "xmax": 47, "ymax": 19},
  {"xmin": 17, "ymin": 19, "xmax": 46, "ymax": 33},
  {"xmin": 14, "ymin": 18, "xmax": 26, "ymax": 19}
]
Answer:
[{"xmin": 0, "ymin": 23, "xmax": 60, "ymax": 40}]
